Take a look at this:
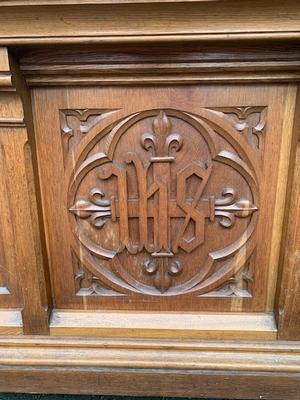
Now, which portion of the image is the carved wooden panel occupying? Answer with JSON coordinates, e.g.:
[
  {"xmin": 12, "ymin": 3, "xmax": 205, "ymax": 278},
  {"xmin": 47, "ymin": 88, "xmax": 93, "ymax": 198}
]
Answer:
[
  {"xmin": 32, "ymin": 85, "xmax": 291, "ymax": 311},
  {"xmin": 68, "ymin": 108, "xmax": 259, "ymax": 298}
]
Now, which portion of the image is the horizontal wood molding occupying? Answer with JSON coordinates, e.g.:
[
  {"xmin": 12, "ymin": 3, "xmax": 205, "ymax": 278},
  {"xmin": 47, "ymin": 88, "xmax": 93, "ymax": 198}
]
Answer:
[
  {"xmin": 0, "ymin": 336, "xmax": 300, "ymax": 398},
  {"xmin": 0, "ymin": 0, "xmax": 250, "ymax": 5},
  {"xmin": 0, "ymin": 1, "xmax": 299, "ymax": 45},
  {"xmin": 49, "ymin": 310, "xmax": 277, "ymax": 340},
  {"xmin": 0, "ymin": 336, "xmax": 299, "ymax": 371},
  {"xmin": 17, "ymin": 43, "xmax": 300, "ymax": 85},
  {"xmin": 0, "ymin": 368, "xmax": 300, "ymax": 399},
  {"xmin": 21, "ymin": 71, "xmax": 300, "ymax": 86}
]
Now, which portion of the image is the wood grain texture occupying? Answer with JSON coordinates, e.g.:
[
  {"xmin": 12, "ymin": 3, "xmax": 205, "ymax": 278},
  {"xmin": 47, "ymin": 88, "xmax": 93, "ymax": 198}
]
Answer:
[
  {"xmin": 0, "ymin": 310, "xmax": 22, "ymax": 335},
  {"xmin": 0, "ymin": 335, "xmax": 299, "ymax": 371},
  {"xmin": 277, "ymin": 90, "xmax": 300, "ymax": 340},
  {"xmin": 0, "ymin": 48, "xmax": 24, "ymax": 309},
  {"xmin": 0, "ymin": 3, "xmax": 300, "ymax": 396},
  {"xmin": 0, "ymin": 1, "xmax": 299, "ymax": 45},
  {"xmin": 0, "ymin": 336, "xmax": 300, "ymax": 398},
  {"xmin": 266, "ymin": 85, "xmax": 298, "ymax": 310},
  {"xmin": 0, "ymin": 48, "xmax": 50, "ymax": 334},
  {"xmin": 31, "ymin": 84, "xmax": 293, "ymax": 315},
  {"xmin": 17, "ymin": 42, "xmax": 300, "ymax": 85},
  {"xmin": 0, "ymin": 0, "xmax": 235, "ymax": 5},
  {"xmin": 49, "ymin": 310, "xmax": 277, "ymax": 340},
  {"xmin": 0, "ymin": 47, "xmax": 13, "ymax": 90},
  {"xmin": 0, "ymin": 368, "xmax": 300, "ymax": 399}
]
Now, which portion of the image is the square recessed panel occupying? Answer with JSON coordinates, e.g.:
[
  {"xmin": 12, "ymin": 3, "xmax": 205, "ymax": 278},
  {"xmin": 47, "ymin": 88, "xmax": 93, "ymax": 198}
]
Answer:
[{"xmin": 32, "ymin": 85, "xmax": 290, "ymax": 312}]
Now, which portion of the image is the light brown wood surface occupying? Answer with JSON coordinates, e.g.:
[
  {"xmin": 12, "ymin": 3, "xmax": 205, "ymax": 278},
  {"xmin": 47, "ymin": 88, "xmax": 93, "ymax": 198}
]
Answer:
[
  {"xmin": 49, "ymin": 310, "xmax": 277, "ymax": 340},
  {"xmin": 0, "ymin": 1, "xmax": 299, "ymax": 45},
  {"xmin": 0, "ymin": 0, "xmax": 299, "ymax": 397},
  {"xmin": 0, "ymin": 47, "xmax": 50, "ymax": 334},
  {"xmin": 17, "ymin": 42, "xmax": 300, "ymax": 85},
  {"xmin": 31, "ymin": 84, "xmax": 294, "ymax": 317},
  {"xmin": 0, "ymin": 336, "xmax": 300, "ymax": 398},
  {"xmin": 277, "ymin": 90, "xmax": 300, "ymax": 340}
]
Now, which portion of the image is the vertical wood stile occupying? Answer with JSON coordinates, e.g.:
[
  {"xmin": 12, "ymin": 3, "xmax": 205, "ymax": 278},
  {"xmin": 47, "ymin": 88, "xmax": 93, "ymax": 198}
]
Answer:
[
  {"xmin": 277, "ymin": 86, "xmax": 300, "ymax": 340},
  {"xmin": 0, "ymin": 47, "xmax": 50, "ymax": 334}
]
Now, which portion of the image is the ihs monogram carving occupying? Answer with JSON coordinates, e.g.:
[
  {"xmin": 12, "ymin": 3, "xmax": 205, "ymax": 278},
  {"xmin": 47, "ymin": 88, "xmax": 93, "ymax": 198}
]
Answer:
[{"xmin": 67, "ymin": 107, "xmax": 260, "ymax": 297}]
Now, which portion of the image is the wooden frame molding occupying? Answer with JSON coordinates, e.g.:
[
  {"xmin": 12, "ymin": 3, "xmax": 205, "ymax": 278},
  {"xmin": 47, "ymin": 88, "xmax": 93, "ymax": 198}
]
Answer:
[
  {"xmin": 0, "ymin": 0, "xmax": 300, "ymax": 45},
  {"xmin": 1, "ymin": 336, "xmax": 300, "ymax": 373},
  {"xmin": 17, "ymin": 42, "xmax": 300, "ymax": 85},
  {"xmin": 0, "ymin": 336, "xmax": 300, "ymax": 398}
]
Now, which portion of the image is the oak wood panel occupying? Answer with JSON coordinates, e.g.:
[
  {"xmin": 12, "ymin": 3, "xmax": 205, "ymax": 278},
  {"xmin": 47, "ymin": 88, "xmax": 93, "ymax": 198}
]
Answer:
[
  {"xmin": 266, "ymin": 85, "xmax": 298, "ymax": 310},
  {"xmin": 0, "ymin": 48, "xmax": 50, "ymax": 334},
  {"xmin": 32, "ymin": 84, "xmax": 294, "ymax": 315},
  {"xmin": 0, "ymin": 1, "xmax": 299, "ymax": 45},
  {"xmin": 0, "ymin": 1, "xmax": 299, "ymax": 397},
  {"xmin": 277, "ymin": 90, "xmax": 300, "ymax": 340},
  {"xmin": 0, "ymin": 48, "xmax": 24, "ymax": 309}
]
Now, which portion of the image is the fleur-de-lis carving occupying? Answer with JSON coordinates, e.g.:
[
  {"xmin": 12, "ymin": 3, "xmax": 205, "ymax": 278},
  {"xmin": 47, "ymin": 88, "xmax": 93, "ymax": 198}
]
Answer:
[
  {"xmin": 143, "ymin": 259, "xmax": 182, "ymax": 293},
  {"xmin": 141, "ymin": 111, "xmax": 183, "ymax": 160},
  {"xmin": 214, "ymin": 187, "xmax": 258, "ymax": 228},
  {"xmin": 69, "ymin": 188, "xmax": 111, "ymax": 228}
]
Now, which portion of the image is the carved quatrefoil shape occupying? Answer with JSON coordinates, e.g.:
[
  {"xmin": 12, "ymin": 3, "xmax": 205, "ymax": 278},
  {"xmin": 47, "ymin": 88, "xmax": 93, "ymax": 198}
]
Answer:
[{"xmin": 67, "ymin": 108, "xmax": 260, "ymax": 296}]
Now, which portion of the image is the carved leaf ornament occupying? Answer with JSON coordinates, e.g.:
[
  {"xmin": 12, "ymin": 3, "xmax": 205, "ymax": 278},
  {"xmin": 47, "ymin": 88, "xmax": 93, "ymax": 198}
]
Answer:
[{"xmin": 67, "ymin": 108, "xmax": 260, "ymax": 296}]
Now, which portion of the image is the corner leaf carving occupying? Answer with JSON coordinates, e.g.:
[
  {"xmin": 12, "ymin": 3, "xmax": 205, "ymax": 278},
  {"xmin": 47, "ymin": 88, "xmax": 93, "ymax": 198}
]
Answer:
[
  {"xmin": 60, "ymin": 108, "xmax": 118, "ymax": 162},
  {"xmin": 72, "ymin": 251, "xmax": 124, "ymax": 297},
  {"xmin": 201, "ymin": 263, "xmax": 254, "ymax": 298},
  {"xmin": 210, "ymin": 106, "xmax": 267, "ymax": 150}
]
